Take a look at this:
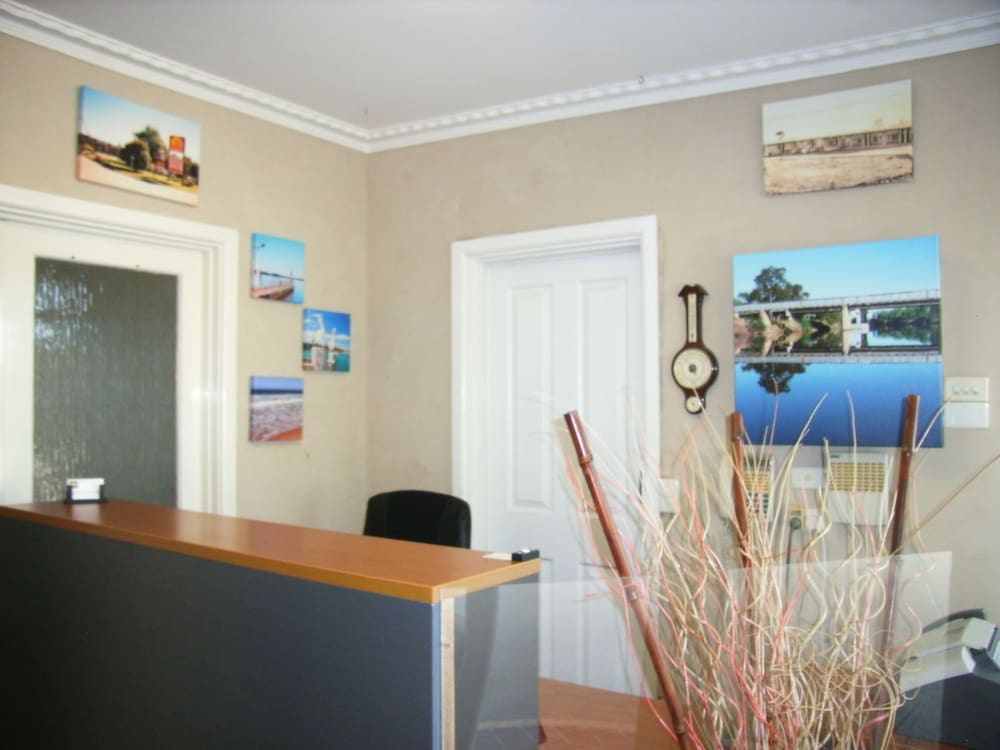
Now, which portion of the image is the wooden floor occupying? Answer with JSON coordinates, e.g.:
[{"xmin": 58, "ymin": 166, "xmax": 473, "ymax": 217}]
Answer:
[
  {"xmin": 539, "ymin": 678, "xmax": 641, "ymax": 749},
  {"xmin": 537, "ymin": 679, "xmax": 961, "ymax": 750}
]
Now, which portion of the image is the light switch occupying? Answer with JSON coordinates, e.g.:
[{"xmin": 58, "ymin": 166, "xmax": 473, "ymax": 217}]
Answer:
[
  {"xmin": 945, "ymin": 376, "xmax": 989, "ymax": 403},
  {"xmin": 944, "ymin": 377, "xmax": 990, "ymax": 429}
]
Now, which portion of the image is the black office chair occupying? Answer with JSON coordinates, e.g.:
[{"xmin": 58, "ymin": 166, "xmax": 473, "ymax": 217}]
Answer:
[{"xmin": 363, "ymin": 489, "xmax": 472, "ymax": 549}]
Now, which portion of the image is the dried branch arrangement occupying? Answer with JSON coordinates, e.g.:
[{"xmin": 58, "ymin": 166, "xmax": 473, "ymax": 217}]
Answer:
[{"xmin": 562, "ymin": 400, "xmax": 951, "ymax": 750}]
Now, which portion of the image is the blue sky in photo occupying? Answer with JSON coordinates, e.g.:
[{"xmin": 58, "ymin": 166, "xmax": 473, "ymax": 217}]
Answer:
[
  {"xmin": 78, "ymin": 86, "xmax": 201, "ymax": 160},
  {"xmin": 251, "ymin": 233, "xmax": 305, "ymax": 278},
  {"xmin": 303, "ymin": 309, "xmax": 351, "ymax": 350},
  {"xmin": 762, "ymin": 80, "xmax": 911, "ymax": 142},
  {"xmin": 251, "ymin": 376, "xmax": 303, "ymax": 394},
  {"xmin": 733, "ymin": 236, "xmax": 940, "ymax": 301}
]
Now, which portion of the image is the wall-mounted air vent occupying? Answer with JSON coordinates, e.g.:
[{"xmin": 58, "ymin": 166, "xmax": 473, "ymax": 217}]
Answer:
[
  {"xmin": 825, "ymin": 451, "xmax": 890, "ymax": 526},
  {"xmin": 721, "ymin": 455, "xmax": 774, "ymax": 520},
  {"xmin": 743, "ymin": 457, "xmax": 774, "ymax": 519}
]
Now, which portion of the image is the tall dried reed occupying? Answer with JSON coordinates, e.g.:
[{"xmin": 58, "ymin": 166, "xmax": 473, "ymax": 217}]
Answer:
[{"xmin": 561, "ymin": 404, "xmax": 967, "ymax": 750}]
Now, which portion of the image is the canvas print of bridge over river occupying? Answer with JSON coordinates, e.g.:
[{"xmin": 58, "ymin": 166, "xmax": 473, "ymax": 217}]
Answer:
[{"xmin": 733, "ymin": 236, "xmax": 942, "ymax": 447}]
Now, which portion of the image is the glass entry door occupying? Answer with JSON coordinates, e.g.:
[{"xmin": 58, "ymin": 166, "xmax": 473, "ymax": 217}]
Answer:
[
  {"xmin": 1, "ymin": 216, "xmax": 207, "ymax": 507},
  {"xmin": 33, "ymin": 258, "xmax": 178, "ymax": 505}
]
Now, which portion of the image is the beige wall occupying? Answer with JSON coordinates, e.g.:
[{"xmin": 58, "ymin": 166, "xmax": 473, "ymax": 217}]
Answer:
[
  {"xmin": 3, "ymin": 32, "xmax": 999, "ymax": 616},
  {"xmin": 367, "ymin": 46, "xmax": 1000, "ymax": 615},
  {"xmin": 0, "ymin": 35, "xmax": 369, "ymax": 532}
]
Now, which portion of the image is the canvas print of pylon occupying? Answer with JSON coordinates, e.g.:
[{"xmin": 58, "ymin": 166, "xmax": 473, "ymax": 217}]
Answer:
[
  {"xmin": 302, "ymin": 309, "xmax": 351, "ymax": 372},
  {"xmin": 251, "ymin": 233, "xmax": 305, "ymax": 303}
]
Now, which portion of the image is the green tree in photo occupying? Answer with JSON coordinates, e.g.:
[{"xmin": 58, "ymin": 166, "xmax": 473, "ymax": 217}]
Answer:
[
  {"xmin": 133, "ymin": 125, "xmax": 167, "ymax": 165},
  {"xmin": 736, "ymin": 267, "xmax": 812, "ymax": 394},
  {"xmin": 183, "ymin": 156, "xmax": 199, "ymax": 183},
  {"xmin": 742, "ymin": 362, "xmax": 807, "ymax": 395},
  {"xmin": 869, "ymin": 304, "xmax": 941, "ymax": 347},
  {"xmin": 120, "ymin": 139, "xmax": 151, "ymax": 172},
  {"xmin": 737, "ymin": 266, "xmax": 808, "ymax": 304}
]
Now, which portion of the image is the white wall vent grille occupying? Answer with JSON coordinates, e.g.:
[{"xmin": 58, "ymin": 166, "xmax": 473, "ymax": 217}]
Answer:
[{"xmin": 826, "ymin": 452, "xmax": 891, "ymax": 526}]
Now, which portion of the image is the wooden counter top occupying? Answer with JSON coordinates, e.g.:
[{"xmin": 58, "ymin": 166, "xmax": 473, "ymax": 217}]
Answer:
[{"xmin": 0, "ymin": 500, "xmax": 540, "ymax": 603}]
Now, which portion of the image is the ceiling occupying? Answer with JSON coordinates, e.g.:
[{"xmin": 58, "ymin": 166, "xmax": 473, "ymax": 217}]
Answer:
[{"xmin": 3, "ymin": 0, "xmax": 999, "ymax": 151}]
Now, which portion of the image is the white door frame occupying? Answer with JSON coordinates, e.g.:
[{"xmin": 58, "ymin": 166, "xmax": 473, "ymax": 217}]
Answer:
[
  {"xmin": 451, "ymin": 215, "xmax": 660, "ymax": 549},
  {"xmin": 0, "ymin": 184, "xmax": 238, "ymax": 515}
]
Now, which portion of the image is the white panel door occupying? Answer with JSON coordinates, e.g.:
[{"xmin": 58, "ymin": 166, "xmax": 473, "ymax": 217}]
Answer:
[{"xmin": 485, "ymin": 249, "xmax": 647, "ymax": 694}]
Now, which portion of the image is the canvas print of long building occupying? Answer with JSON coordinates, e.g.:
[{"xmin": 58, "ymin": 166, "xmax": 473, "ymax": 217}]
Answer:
[
  {"xmin": 762, "ymin": 80, "xmax": 912, "ymax": 195},
  {"xmin": 733, "ymin": 236, "xmax": 942, "ymax": 448}
]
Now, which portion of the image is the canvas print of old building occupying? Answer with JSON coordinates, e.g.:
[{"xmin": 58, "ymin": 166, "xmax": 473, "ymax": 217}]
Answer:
[
  {"xmin": 762, "ymin": 80, "xmax": 912, "ymax": 195},
  {"xmin": 77, "ymin": 86, "xmax": 201, "ymax": 206},
  {"xmin": 733, "ymin": 236, "xmax": 942, "ymax": 447}
]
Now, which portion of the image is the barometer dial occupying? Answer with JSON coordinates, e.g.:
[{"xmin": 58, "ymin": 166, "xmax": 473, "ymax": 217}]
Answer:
[{"xmin": 671, "ymin": 284, "xmax": 719, "ymax": 414}]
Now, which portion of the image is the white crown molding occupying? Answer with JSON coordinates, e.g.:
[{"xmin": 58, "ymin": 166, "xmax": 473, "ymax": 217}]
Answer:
[
  {"xmin": 2, "ymin": 0, "xmax": 998, "ymax": 154},
  {"xmin": 370, "ymin": 12, "xmax": 1000, "ymax": 152}
]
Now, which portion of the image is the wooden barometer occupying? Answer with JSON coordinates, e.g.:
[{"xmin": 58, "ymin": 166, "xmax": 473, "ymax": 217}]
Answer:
[{"xmin": 671, "ymin": 284, "xmax": 719, "ymax": 414}]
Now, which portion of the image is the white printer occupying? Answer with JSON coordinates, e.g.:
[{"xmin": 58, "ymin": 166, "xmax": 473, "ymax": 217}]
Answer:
[{"xmin": 895, "ymin": 610, "xmax": 1000, "ymax": 749}]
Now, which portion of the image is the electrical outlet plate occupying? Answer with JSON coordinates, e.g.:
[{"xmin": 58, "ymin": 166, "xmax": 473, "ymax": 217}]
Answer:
[
  {"xmin": 659, "ymin": 476, "xmax": 680, "ymax": 514},
  {"xmin": 944, "ymin": 377, "xmax": 990, "ymax": 428},
  {"xmin": 944, "ymin": 402, "xmax": 990, "ymax": 429},
  {"xmin": 804, "ymin": 507, "xmax": 821, "ymax": 531},
  {"xmin": 791, "ymin": 467, "xmax": 823, "ymax": 490}
]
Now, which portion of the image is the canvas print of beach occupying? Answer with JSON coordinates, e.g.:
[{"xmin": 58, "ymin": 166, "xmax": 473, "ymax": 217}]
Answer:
[
  {"xmin": 302, "ymin": 309, "xmax": 351, "ymax": 372},
  {"xmin": 77, "ymin": 86, "xmax": 200, "ymax": 206},
  {"xmin": 733, "ymin": 236, "xmax": 942, "ymax": 448},
  {"xmin": 251, "ymin": 233, "xmax": 305, "ymax": 303},
  {"xmin": 762, "ymin": 80, "xmax": 912, "ymax": 195},
  {"xmin": 249, "ymin": 376, "xmax": 303, "ymax": 442}
]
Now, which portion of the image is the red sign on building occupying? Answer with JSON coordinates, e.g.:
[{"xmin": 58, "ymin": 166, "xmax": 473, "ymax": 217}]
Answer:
[{"xmin": 168, "ymin": 134, "xmax": 185, "ymax": 176}]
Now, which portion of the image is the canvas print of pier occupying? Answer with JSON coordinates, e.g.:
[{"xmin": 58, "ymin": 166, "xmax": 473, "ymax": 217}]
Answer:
[
  {"xmin": 302, "ymin": 309, "xmax": 351, "ymax": 372},
  {"xmin": 251, "ymin": 233, "xmax": 305, "ymax": 303},
  {"xmin": 77, "ymin": 86, "xmax": 200, "ymax": 206},
  {"xmin": 249, "ymin": 376, "xmax": 304, "ymax": 442},
  {"xmin": 733, "ymin": 236, "xmax": 942, "ymax": 448},
  {"xmin": 762, "ymin": 80, "xmax": 912, "ymax": 195}
]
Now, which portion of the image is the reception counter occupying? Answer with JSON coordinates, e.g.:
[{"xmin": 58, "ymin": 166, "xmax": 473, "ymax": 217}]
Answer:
[{"xmin": 0, "ymin": 500, "xmax": 540, "ymax": 749}]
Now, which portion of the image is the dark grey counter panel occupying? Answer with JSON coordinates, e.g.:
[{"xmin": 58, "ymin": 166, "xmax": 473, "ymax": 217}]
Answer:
[{"xmin": 1, "ymin": 517, "xmax": 461, "ymax": 749}]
